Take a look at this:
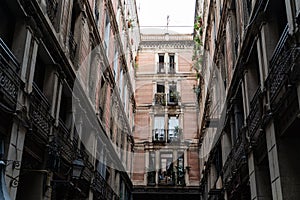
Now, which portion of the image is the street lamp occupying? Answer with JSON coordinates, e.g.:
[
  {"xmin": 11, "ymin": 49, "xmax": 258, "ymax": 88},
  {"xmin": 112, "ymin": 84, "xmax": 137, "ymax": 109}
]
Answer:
[{"xmin": 71, "ymin": 158, "xmax": 84, "ymax": 179}]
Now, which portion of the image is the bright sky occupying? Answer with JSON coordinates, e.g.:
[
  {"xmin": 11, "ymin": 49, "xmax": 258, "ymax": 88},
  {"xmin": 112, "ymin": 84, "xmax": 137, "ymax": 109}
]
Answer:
[{"xmin": 136, "ymin": 0, "xmax": 195, "ymax": 34}]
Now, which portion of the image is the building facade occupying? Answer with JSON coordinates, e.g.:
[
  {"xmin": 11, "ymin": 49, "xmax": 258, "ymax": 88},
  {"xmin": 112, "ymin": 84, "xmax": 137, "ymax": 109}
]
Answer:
[
  {"xmin": 0, "ymin": 0, "xmax": 140, "ymax": 199},
  {"xmin": 132, "ymin": 33, "xmax": 200, "ymax": 200},
  {"xmin": 195, "ymin": 0, "xmax": 300, "ymax": 199}
]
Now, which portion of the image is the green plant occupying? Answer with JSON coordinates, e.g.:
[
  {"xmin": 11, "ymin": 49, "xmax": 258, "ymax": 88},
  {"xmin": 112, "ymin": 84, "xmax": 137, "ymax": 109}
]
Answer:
[
  {"xmin": 170, "ymin": 91, "xmax": 180, "ymax": 101},
  {"xmin": 194, "ymin": 16, "xmax": 203, "ymax": 33},
  {"xmin": 194, "ymin": 35, "xmax": 202, "ymax": 46}
]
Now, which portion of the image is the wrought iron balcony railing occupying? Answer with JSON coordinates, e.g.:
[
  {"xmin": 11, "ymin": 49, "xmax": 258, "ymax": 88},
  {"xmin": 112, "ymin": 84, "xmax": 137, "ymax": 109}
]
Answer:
[
  {"xmin": 153, "ymin": 129, "xmax": 166, "ymax": 142},
  {"xmin": 79, "ymin": 149, "xmax": 94, "ymax": 182},
  {"xmin": 246, "ymin": 87, "xmax": 262, "ymax": 138},
  {"xmin": 167, "ymin": 128, "xmax": 182, "ymax": 143},
  {"xmin": 153, "ymin": 128, "xmax": 183, "ymax": 143},
  {"xmin": 154, "ymin": 93, "xmax": 166, "ymax": 105},
  {"xmin": 0, "ymin": 38, "xmax": 21, "ymax": 108},
  {"xmin": 46, "ymin": 0, "xmax": 58, "ymax": 24},
  {"xmin": 266, "ymin": 24, "xmax": 294, "ymax": 105},
  {"xmin": 57, "ymin": 119, "xmax": 76, "ymax": 163},
  {"xmin": 222, "ymin": 133, "xmax": 247, "ymax": 184},
  {"xmin": 177, "ymin": 166, "xmax": 185, "ymax": 186},
  {"xmin": 167, "ymin": 93, "xmax": 179, "ymax": 105},
  {"xmin": 158, "ymin": 170, "xmax": 175, "ymax": 186},
  {"xmin": 30, "ymin": 83, "xmax": 52, "ymax": 141},
  {"xmin": 91, "ymin": 171, "xmax": 107, "ymax": 199},
  {"xmin": 147, "ymin": 171, "xmax": 156, "ymax": 185}
]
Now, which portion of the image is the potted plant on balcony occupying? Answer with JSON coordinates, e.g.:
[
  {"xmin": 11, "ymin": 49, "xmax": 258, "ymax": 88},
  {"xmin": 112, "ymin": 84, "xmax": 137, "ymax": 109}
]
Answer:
[
  {"xmin": 174, "ymin": 125, "xmax": 180, "ymax": 139},
  {"xmin": 169, "ymin": 91, "xmax": 180, "ymax": 104}
]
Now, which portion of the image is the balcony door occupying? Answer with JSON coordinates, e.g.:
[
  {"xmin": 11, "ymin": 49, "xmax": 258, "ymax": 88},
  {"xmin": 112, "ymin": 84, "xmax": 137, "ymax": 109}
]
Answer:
[
  {"xmin": 168, "ymin": 116, "xmax": 179, "ymax": 141},
  {"xmin": 159, "ymin": 153, "xmax": 174, "ymax": 185},
  {"xmin": 154, "ymin": 116, "xmax": 165, "ymax": 141}
]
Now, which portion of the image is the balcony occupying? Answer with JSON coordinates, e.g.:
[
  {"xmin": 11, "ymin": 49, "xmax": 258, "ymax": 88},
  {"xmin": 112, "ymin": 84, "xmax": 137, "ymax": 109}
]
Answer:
[
  {"xmin": 147, "ymin": 171, "xmax": 156, "ymax": 186},
  {"xmin": 79, "ymin": 149, "xmax": 94, "ymax": 183},
  {"xmin": 266, "ymin": 24, "xmax": 298, "ymax": 108},
  {"xmin": 92, "ymin": 174, "xmax": 120, "ymax": 200},
  {"xmin": 0, "ymin": 38, "xmax": 21, "ymax": 109},
  {"xmin": 153, "ymin": 129, "xmax": 166, "ymax": 142},
  {"xmin": 222, "ymin": 133, "xmax": 247, "ymax": 185},
  {"xmin": 158, "ymin": 170, "xmax": 175, "ymax": 186},
  {"xmin": 56, "ymin": 119, "xmax": 76, "ymax": 163},
  {"xmin": 167, "ymin": 92, "xmax": 180, "ymax": 106},
  {"xmin": 246, "ymin": 87, "xmax": 262, "ymax": 138},
  {"xmin": 176, "ymin": 166, "xmax": 185, "ymax": 186},
  {"xmin": 91, "ymin": 171, "xmax": 107, "ymax": 199},
  {"xmin": 29, "ymin": 83, "xmax": 52, "ymax": 142},
  {"xmin": 46, "ymin": 0, "xmax": 58, "ymax": 24},
  {"xmin": 154, "ymin": 93, "xmax": 166, "ymax": 106},
  {"xmin": 167, "ymin": 128, "xmax": 182, "ymax": 143},
  {"xmin": 153, "ymin": 128, "xmax": 182, "ymax": 143}
]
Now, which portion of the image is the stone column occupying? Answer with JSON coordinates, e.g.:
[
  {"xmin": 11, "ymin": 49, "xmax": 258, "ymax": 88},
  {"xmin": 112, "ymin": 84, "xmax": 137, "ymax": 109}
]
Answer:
[
  {"xmin": 155, "ymin": 150, "xmax": 160, "ymax": 185},
  {"xmin": 265, "ymin": 122, "xmax": 283, "ymax": 200},
  {"xmin": 284, "ymin": 0, "xmax": 296, "ymax": 34},
  {"xmin": 144, "ymin": 151, "xmax": 149, "ymax": 185}
]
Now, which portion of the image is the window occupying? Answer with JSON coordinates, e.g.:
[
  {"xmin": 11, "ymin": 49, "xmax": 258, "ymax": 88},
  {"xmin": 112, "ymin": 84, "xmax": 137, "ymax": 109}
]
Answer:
[
  {"xmin": 158, "ymin": 54, "xmax": 165, "ymax": 73},
  {"xmin": 168, "ymin": 116, "xmax": 179, "ymax": 142},
  {"xmin": 168, "ymin": 83, "xmax": 178, "ymax": 104},
  {"xmin": 69, "ymin": 1, "xmax": 80, "ymax": 62},
  {"xmin": 98, "ymin": 76, "xmax": 107, "ymax": 119},
  {"xmin": 155, "ymin": 82, "xmax": 166, "ymax": 105},
  {"xmin": 157, "ymin": 82, "xmax": 165, "ymax": 93},
  {"xmin": 147, "ymin": 152, "xmax": 156, "ymax": 185},
  {"xmin": 119, "ymin": 68, "xmax": 123, "ymax": 97},
  {"xmin": 158, "ymin": 153, "xmax": 174, "ymax": 185},
  {"xmin": 104, "ymin": 12, "xmax": 111, "ymax": 55},
  {"xmin": 169, "ymin": 54, "xmax": 175, "ymax": 73},
  {"xmin": 153, "ymin": 116, "xmax": 165, "ymax": 142},
  {"xmin": 94, "ymin": 0, "xmax": 100, "ymax": 23},
  {"xmin": 113, "ymin": 48, "xmax": 119, "ymax": 80},
  {"xmin": 177, "ymin": 154, "xmax": 185, "ymax": 185},
  {"xmin": 123, "ymin": 82, "xmax": 128, "ymax": 111}
]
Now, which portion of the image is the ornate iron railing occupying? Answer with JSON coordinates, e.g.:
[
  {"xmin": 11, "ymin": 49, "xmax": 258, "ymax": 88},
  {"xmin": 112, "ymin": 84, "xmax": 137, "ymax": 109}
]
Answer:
[
  {"xmin": 222, "ymin": 133, "xmax": 247, "ymax": 184},
  {"xmin": 167, "ymin": 128, "xmax": 182, "ymax": 143},
  {"xmin": 57, "ymin": 119, "xmax": 75, "ymax": 162},
  {"xmin": 80, "ymin": 150, "xmax": 94, "ymax": 182},
  {"xmin": 167, "ymin": 93, "xmax": 179, "ymax": 105},
  {"xmin": 158, "ymin": 171, "xmax": 175, "ymax": 186},
  {"xmin": 46, "ymin": 0, "xmax": 58, "ymax": 23},
  {"xmin": 147, "ymin": 171, "xmax": 156, "ymax": 185},
  {"xmin": 91, "ymin": 171, "xmax": 107, "ymax": 199},
  {"xmin": 177, "ymin": 166, "xmax": 185, "ymax": 186},
  {"xmin": 154, "ymin": 93, "xmax": 166, "ymax": 105},
  {"xmin": 0, "ymin": 38, "xmax": 21, "ymax": 108},
  {"xmin": 30, "ymin": 83, "xmax": 52, "ymax": 141},
  {"xmin": 152, "ymin": 129, "xmax": 166, "ymax": 142},
  {"xmin": 246, "ymin": 87, "xmax": 262, "ymax": 138},
  {"xmin": 266, "ymin": 24, "xmax": 292, "ymax": 105}
]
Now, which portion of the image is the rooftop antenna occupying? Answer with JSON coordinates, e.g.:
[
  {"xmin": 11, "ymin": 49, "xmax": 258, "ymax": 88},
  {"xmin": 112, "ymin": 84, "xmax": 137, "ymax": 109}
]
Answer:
[{"xmin": 167, "ymin": 15, "xmax": 170, "ymax": 33}]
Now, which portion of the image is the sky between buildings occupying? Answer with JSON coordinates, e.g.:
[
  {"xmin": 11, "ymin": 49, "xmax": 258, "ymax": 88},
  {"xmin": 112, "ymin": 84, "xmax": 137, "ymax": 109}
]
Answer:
[{"xmin": 136, "ymin": 0, "xmax": 196, "ymax": 34}]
